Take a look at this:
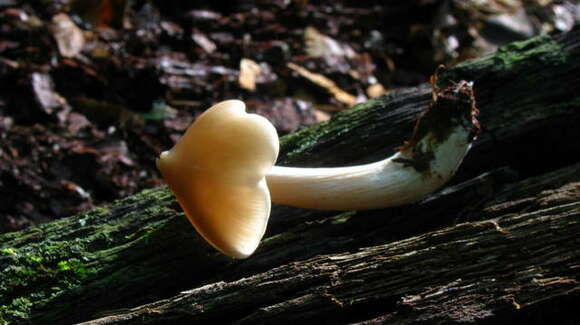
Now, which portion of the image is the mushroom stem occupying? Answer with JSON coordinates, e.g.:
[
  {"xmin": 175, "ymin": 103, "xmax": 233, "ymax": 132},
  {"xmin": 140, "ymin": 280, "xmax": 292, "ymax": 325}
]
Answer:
[
  {"xmin": 267, "ymin": 81, "xmax": 479, "ymax": 210},
  {"xmin": 266, "ymin": 126, "xmax": 471, "ymax": 210}
]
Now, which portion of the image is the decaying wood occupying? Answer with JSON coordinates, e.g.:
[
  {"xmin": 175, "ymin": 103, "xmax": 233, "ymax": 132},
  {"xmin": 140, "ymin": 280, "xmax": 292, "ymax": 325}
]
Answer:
[
  {"xmin": 82, "ymin": 168, "xmax": 580, "ymax": 324},
  {"xmin": 1, "ymin": 31, "xmax": 579, "ymax": 324}
]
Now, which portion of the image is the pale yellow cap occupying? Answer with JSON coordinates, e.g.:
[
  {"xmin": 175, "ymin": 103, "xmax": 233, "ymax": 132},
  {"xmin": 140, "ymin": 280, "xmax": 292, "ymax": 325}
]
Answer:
[{"xmin": 157, "ymin": 100, "xmax": 279, "ymax": 258}]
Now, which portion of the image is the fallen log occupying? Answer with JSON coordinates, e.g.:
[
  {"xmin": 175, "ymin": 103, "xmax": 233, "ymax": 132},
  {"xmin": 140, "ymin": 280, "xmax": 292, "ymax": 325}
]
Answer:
[{"xmin": 82, "ymin": 165, "xmax": 580, "ymax": 324}]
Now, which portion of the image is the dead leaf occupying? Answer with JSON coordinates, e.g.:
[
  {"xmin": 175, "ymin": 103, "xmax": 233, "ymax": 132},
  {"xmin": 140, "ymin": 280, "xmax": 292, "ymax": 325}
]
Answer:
[
  {"xmin": 313, "ymin": 109, "xmax": 331, "ymax": 122},
  {"xmin": 61, "ymin": 180, "xmax": 92, "ymax": 199},
  {"xmin": 31, "ymin": 72, "xmax": 71, "ymax": 121},
  {"xmin": 66, "ymin": 112, "xmax": 91, "ymax": 133},
  {"xmin": 239, "ymin": 58, "xmax": 261, "ymax": 91},
  {"xmin": 304, "ymin": 26, "xmax": 355, "ymax": 58},
  {"xmin": 192, "ymin": 29, "xmax": 216, "ymax": 54},
  {"xmin": 98, "ymin": 140, "xmax": 135, "ymax": 167},
  {"xmin": 287, "ymin": 62, "xmax": 356, "ymax": 107},
  {"xmin": 51, "ymin": 13, "xmax": 85, "ymax": 58},
  {"xmin": 367, "ymin": 83, "xmax": 387, "ymax": 98}
]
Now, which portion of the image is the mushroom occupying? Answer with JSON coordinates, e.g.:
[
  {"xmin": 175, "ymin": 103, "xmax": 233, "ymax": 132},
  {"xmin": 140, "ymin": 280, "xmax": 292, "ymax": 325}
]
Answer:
[
  {"xmin": 156, "ymin": 100, "xmax": 279, "ymax": 258},
  {"xmin": 157, "ymin": 81, "xmax": 480, "ymax": 258}
]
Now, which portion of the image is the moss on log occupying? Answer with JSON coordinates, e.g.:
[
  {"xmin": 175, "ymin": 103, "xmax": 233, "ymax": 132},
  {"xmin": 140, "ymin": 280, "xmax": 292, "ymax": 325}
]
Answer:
[
  {"xmin": 1, "ymin": 30, "xmax": 579, "ymax": 324},
  {"xmin": 81, "ymin": 167, "xmax": 580, "ymax": 324}
]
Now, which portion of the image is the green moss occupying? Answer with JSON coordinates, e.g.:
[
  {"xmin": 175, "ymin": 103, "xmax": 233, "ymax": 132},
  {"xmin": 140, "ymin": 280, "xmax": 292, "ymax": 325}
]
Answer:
[
  {"xmin": 495, "ymin": 36, "xmax": 566, "ymax": 67},
  {"xmin": 0, "ymin": 181, "xmax": 178, "ymax": 323},
  {"xmin": 448, "ymin": 35, "xmax": 569, "ymax": 80},
  {"xmin": 279, "ymin": 122, "xmax": 326, "ymax": 160},
  {"xmin": 280, "ymin": 97, "xmax": 382, "ymax": 162},
  {"xmin": 1, "ymin": 248, "xmax": 15, "ymax": 256},
  {"xmin": 0, "ymin": 239, "xmax": 98, "ymax": 323},
  {"xmin": 120, "ymin": 186, "xmax": 172, "ymax": 206},
  {"xmin": 0, "ymin": 298, "xmax": 33, "ymax": 324},
  {"xmin": 86, "ymin": 206, "xmax": 109, "ymax": 218},
  {"xmin": 57, "ymin": 259, "xmax": 97, "ymax": 279},
  {"xmin": 26, "ymin": 255, "xmax": 44, "ymax": 264}
]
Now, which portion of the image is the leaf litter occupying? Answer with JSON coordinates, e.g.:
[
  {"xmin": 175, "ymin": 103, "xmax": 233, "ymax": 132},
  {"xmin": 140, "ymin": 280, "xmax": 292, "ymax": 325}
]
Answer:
[{"xmin": 0, "ymin": 0, "xmax": 576, "ymax": 232}]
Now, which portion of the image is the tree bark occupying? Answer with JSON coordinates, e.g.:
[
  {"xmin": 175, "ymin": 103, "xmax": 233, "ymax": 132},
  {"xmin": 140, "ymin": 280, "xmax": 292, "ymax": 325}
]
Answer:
[
  {"xmin": 81, "ymin": 167, "xmax": 580, "ymax": 324},
  {"xmin": 1, "ymin": 30, "xmax": 579, "ymax": 324}
]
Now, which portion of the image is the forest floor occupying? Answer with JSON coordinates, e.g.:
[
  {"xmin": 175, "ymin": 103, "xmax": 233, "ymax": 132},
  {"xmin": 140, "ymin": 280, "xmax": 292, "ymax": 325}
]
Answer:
[{"xmin": 0, "ymin": 0, "xmax": 577, "ymax": 233}]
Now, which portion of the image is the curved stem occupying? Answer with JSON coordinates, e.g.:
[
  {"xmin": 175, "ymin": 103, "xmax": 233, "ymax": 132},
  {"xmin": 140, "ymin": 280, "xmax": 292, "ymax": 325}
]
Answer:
[{"xmin": 266, "ymin": 126, "xmax": 472, "ymax": 210}]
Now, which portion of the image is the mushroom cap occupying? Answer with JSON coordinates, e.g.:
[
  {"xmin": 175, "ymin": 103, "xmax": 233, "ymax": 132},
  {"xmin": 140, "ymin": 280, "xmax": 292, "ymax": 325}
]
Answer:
[{"xmin": 156, "ymin": 100, "xmax": 279, "ymax": 258}]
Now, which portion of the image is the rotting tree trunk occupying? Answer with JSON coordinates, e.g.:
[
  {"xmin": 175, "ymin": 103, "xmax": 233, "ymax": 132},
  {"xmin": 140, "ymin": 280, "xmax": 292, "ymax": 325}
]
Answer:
[
  {"xmin": 81, "ymin": 170, "xmax": 580, "ymax": 324},
  {"xmin": 1, "ymin": 30, "xmax": 579, "ymax": 324}
]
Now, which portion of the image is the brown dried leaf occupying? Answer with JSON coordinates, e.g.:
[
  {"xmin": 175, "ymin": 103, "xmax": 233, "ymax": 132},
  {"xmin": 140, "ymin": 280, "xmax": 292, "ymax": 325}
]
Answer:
[
  {"xmin": 367, "ymin": 83, "xmax": 387, "ymax": 98},
  {"xmin": 239, "ymin": 58, "xmax": 261, "ymax": 92},
  {"xmin": 313, "ymin": 110, "xmax": 331, "ymax": 122},
  {"xmin": 192, "ymin": 29, "xmax": 216, "ymax": 54},
  {"xmin": 66, "ymin": 112, "xmax": 91, "ymax": 133},
  {"xmin": 287, "ymin": 62, "xmax": 356, "ymax": 107},
  {"xmin": 51, "ymin": 13, "xmax": 85, "ymax": 58},
  {"xmin": 304, "ymin": 26, "xmax": 355, "ymax": 58},
  {"xmin": 31, "ymin": 72, "xmax": 67, "ymax": 114}
]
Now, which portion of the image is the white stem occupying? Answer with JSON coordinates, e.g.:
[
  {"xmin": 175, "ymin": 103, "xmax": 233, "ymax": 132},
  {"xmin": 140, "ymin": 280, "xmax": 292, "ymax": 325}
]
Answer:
[{"xmin": 266, "ymin": 126, "xmax": 471, "ymax": 210}]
